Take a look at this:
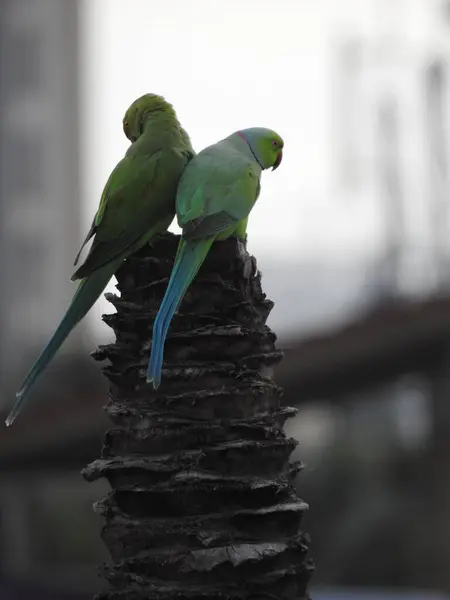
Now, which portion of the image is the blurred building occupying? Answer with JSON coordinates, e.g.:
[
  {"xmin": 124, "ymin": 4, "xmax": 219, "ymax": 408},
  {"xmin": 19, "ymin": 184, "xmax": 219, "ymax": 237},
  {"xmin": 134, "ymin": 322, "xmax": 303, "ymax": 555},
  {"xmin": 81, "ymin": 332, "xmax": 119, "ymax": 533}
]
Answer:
[
  {"xmin": 0, "ymin": 2, "xmax": 100, "ymax": 597},
  {"xmin": 331, "ymin": 0, "xmax": 450, "ymax": 299},
  {"xmin": 0, "ymin": 0, "xmax": 82, "ymax": 390},
  {"xmin": 261, "ymin": 0, "xmax": 450, "ymax": 341},
  {"xmin": 280, "ymin": 294, "xmax": 450, "ymax": 592}
]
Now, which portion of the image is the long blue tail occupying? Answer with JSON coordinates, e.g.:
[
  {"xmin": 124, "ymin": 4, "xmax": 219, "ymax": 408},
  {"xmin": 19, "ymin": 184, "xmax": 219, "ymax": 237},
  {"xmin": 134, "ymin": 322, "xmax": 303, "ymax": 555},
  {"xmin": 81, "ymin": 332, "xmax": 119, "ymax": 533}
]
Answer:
[
  {"xmin": 5, "ymin": 261, "xmax": 119, "ymax": 426},
  {"xmin": 147, "ymin": 238, "xmax": 213, "ymax": 388}
]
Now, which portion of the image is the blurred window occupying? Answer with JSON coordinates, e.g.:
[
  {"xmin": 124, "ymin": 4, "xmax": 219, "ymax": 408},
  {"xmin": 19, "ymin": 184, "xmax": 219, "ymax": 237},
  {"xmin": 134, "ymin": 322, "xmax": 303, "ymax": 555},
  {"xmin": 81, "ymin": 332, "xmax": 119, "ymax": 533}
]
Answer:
[
  {"xmin": 6, "ymin": 29, "xmax": 42, "ymax": 96},
  {"xmin": 8, "ymin": 133, "xmax": 46, "ymax": 197},
  {"xmin": 335, "ymin": 39, "xmax": 363, "ymax": 190},
  {"xmin": 425, "ymin": 59, "xmax": 448, "ymax": 281},
  {"xmin": 375, "ymin": 96, "xmax": 404, "ymax": 298},
  {"xmin": 425, "ymin": 60, "xmax": 447, "ymax": 178}
]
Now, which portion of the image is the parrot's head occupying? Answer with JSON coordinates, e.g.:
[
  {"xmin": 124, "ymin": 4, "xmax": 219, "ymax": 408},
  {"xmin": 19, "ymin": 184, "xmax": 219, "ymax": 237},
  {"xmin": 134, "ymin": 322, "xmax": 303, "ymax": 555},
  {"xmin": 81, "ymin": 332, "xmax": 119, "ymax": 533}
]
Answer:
[
  {"xmin": 238, "ymin": 127, "xmax": 284, "ymax": 171},
  {"xmin": 122, "ymin": 93, "xmax": 177, "ymax": 142}
]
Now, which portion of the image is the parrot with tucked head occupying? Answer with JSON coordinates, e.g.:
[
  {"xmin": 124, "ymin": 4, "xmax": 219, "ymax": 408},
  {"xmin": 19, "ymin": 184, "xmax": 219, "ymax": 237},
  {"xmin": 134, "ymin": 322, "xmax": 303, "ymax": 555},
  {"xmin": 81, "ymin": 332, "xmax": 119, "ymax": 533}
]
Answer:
[
  {"xmin": 146, "ymin": 127, "xmax": 283, "ymax": 389},
  {"xmin": 5, "ymin": 93, "xmax": 194, "ymax": 426}
]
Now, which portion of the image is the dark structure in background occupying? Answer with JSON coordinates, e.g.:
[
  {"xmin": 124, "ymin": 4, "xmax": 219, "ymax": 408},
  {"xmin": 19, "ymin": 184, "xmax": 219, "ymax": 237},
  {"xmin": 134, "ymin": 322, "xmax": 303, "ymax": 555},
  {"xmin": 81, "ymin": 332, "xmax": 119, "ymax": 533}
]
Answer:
[
  {"xmin": 2, "ymin": 290, "xmax": 450, "ymax": 596},
  {"xmin": 0, "ymin": 0, "xmax": 82, "ymax": 392},
  {"xmin": 280, "ymin": 294, "xmax": 450, "ymax": 592}
]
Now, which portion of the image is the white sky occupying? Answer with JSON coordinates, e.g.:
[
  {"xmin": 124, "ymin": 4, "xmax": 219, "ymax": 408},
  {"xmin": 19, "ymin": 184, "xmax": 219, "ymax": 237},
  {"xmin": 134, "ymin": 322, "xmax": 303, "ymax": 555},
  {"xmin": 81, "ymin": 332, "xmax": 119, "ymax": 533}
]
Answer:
[
  {"xmin": 78, "ymin": 0, "xmax": 448, "ymax": 334},
  {"xmin": 79, "ymin": 0, "xmax": 444, "ymax": 257},
  {"xmin": 79, "ymin": 0, "xmax": 375, "ymax": 262}
]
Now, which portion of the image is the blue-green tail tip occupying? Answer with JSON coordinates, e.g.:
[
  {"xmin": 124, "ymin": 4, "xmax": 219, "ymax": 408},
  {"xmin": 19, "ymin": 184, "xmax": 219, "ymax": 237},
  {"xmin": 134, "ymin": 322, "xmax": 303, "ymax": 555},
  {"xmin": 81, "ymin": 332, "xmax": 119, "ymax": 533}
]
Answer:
[
  {"xmin": 146, "ymin": 375, "xmax": 161, "ymax": 390},
  {"xmin": 146, "ymin": 368, "xmax": 161, "ymax": 389},
  {"xmin": 5, "ymin": 390, "xmax": 24, "ymax": 427}
]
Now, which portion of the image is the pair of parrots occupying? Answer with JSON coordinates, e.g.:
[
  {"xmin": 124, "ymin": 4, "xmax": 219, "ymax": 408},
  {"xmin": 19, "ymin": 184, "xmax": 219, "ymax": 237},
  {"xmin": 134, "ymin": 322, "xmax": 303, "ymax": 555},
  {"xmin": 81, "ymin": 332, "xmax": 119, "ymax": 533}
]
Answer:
[{"xmin": 5, "ymin": 93, "xmax": 283, "ymax": 426}]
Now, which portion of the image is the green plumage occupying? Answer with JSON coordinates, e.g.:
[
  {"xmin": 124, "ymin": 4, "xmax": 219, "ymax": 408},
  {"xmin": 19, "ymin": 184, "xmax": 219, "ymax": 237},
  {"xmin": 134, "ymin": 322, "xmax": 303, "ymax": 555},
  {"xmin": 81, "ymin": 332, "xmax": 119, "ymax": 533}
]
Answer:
[
  {"xmin": 6, "ymin": 93, "xmax": 194, "ymax": 426},
  {"xmin": 147, "ymin": 127, "xmax": 284, "ymax": 388}
]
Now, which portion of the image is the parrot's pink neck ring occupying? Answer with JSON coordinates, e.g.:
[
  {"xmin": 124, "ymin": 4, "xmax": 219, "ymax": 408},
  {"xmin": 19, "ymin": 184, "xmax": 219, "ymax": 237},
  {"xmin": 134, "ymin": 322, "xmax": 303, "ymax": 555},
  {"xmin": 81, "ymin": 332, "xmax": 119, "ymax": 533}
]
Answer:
[
  {"xmin": 237, "ymin": 130, "xmax": 263, "ymax": 169},
  {"xmin": 237, "ymin": 131, "xmax": 248, "ymax": 143}
]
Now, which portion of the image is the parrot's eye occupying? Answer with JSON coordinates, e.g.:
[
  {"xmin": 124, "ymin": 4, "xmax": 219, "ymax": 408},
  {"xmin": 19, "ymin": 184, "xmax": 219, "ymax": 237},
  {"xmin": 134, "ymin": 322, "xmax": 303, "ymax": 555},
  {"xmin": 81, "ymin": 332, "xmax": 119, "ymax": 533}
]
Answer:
[
  {"xmin": 123, "ymin": 120, "xmax": 129, "ymax": 131},
  {"xmin": 272, "ymin": 140, "xmax": 278, "ymax": 147}
]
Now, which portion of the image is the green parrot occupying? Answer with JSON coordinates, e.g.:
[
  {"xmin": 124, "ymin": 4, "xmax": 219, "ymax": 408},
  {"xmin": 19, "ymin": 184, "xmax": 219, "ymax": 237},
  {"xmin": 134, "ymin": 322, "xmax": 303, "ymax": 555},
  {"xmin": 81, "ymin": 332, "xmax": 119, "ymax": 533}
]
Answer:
[
  {"xmin": 5, "ymin": 93, "xmax": 194, "ymax": 426},
  {"xmin": 146, "ymin": 127, "xmax": 284, "ymax": 388}
]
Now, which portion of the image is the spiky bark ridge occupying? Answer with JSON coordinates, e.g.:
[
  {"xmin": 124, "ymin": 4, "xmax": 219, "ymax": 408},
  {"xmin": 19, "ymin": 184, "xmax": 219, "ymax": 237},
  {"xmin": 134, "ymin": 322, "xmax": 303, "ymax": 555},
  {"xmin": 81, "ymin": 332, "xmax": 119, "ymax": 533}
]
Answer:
[{"xmin": 83, "ymin": 233, "xmax": 313, "ymax": 600}]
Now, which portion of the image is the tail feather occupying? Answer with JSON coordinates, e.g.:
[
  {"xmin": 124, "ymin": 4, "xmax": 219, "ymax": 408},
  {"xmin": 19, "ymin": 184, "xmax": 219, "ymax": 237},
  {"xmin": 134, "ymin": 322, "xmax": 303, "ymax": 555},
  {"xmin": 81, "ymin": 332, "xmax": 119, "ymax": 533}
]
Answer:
[
  {"xmin": 147, "ymin": 238, "xmax": 213, "ymax": 388},
  {"xmin": 5, "ymin": 261, "xmax": 118, "ymax": 426}
]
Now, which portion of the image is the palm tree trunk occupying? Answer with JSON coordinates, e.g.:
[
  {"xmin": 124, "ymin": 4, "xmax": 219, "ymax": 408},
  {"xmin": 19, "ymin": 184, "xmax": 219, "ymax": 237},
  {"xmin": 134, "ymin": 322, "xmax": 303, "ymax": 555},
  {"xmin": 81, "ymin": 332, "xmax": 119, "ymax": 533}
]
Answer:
[{"xmin": 83, "ymin": 232, "xmax": 313, "ymax": 600}]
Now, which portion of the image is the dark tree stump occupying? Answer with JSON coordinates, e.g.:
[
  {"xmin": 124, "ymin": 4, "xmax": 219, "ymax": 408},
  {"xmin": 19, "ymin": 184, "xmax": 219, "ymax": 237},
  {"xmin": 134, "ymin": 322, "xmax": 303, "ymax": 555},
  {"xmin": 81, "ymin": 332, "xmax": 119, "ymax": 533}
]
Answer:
[{"xmin": 83, "ymin": 232, "xmax": 313, "ymax": 600}]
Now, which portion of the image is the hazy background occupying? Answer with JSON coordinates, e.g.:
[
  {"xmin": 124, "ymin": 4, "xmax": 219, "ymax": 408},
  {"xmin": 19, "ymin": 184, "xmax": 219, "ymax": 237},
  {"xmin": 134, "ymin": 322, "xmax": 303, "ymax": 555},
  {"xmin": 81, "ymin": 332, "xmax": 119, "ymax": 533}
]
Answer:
[
  {"xmin": 1, "ymin": 0, "xmax": 450, "ymax": 598},
  {"xmin": 82, "ymin": 0, "xmax": 450, "ymax": 341}
]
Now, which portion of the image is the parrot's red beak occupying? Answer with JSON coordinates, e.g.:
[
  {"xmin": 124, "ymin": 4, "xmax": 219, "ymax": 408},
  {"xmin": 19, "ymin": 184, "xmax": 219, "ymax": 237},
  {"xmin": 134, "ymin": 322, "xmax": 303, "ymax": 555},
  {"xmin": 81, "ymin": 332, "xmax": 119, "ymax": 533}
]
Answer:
[{"xmin": 272, "ymin": 149, "xmax": 283, "ymax": 171}]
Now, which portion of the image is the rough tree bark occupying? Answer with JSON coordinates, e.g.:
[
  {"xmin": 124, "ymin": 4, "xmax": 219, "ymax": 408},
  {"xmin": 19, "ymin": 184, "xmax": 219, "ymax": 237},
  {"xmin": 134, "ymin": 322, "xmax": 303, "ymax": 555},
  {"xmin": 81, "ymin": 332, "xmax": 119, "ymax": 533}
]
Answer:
[{"xmin": 83, "ymin": 232, "xmax": 313, "ymax": 600}]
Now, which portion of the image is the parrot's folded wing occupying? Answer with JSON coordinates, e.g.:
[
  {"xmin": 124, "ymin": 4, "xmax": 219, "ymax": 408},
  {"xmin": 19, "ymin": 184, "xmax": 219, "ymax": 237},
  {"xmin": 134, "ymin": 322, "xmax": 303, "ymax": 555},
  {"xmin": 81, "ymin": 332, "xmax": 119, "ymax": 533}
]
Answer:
[
  {"xmin": 73, "ymin": 216, "xmax": 96, "ymax": 266},
  {"xmin": 182, "ymin": 211, "xmax": 236, "ymax": 240},
  {"xmin": 177, "ymin": 152, "xmax": 260, "ymax": 240},
  {"xmin": 72, "ymin": 149, "xmax": 183, "ymax": 280},
  {"xmin": 73, "ymin": 181, "xmax": 111, "ymax": 266}
]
